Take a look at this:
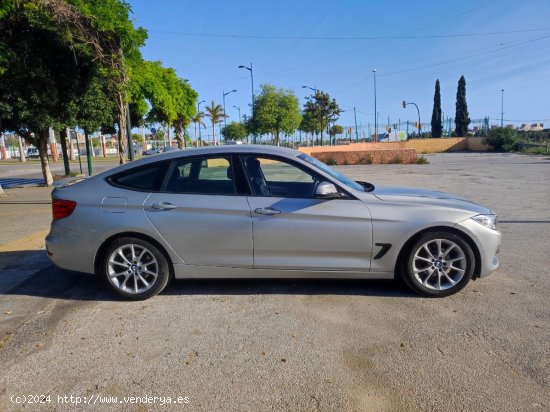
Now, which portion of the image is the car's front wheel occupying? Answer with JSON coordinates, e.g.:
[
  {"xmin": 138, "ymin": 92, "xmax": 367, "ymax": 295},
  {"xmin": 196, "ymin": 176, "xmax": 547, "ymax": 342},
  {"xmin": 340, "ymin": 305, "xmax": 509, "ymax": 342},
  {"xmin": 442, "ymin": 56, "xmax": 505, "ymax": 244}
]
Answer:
[
  {"xmin": 401, "ymin": 231, "xmax": 475, "ymax": 297},
  {"xmin": 100, "ymin": 237, "xmax": 171, "ymax": 300}
]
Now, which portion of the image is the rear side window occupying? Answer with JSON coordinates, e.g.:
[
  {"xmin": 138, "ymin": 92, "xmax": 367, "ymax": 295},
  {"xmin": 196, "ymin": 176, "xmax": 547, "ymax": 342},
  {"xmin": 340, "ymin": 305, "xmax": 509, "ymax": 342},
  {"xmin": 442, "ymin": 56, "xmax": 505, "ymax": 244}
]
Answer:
[
  {"xmin": 109, "ymin": 163, "xmax": 166, "ymax": 191},
  {"xmin": 163, "ymin": 156, "xmax": 236, "ymax": 195}
]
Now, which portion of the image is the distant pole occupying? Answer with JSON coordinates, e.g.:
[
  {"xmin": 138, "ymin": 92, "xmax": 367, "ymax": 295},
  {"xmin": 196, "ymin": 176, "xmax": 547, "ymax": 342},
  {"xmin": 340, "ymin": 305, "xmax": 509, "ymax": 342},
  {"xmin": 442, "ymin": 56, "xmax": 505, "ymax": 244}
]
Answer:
[
  {"xmin": 500, "ymin": 89, "xmax": 504, "ymax": 127},
  {"xmin": 233, "ymin": 105, "xmax": 241, "ymax": 123},
  {"xmin": 373, "ymin": 69, "xmax": 378, "ymax": 141},
  {"xmin": 222, "ymin": 89, "xmax": 237, "ymax": 128},
  {"xmin": 353, "ymin": 107, "xmax": 359, "ymax": 142},
  {"xmin": 84, "ymin": 133, "xmax": 92, "ymax": 176},
  {"xmin": 197, "ymin": 100, "xmax": 205, "ymax": 146},
  {"xmin": 126, "ymin": 103, "xmax": 134, "ymax": 161},
  {"xmin": 402, "ymin": 101, "xmax": 421, "ymax": 138},
  {"xmin": 238, "ymin": 63, "xmax": 254, "ymax": 142}
]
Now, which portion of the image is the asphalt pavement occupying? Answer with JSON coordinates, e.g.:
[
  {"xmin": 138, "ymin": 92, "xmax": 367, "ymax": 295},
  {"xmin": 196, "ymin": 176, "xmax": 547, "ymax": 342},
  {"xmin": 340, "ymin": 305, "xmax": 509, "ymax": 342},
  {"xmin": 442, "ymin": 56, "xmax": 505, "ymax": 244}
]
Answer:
[{"xmin": 0, "ymin": 152, "xmax": 549, "ymax": 411}]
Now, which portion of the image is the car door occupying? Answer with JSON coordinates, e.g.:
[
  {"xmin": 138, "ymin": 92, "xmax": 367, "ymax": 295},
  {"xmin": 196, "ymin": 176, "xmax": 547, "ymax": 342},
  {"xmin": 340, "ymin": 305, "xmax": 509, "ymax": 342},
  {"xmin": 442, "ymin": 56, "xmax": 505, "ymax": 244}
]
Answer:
[
  {"xmin": 241, "ymin": 155, "xmax": 373, "ymax": 271},
  {"xmin": 145, "ymin": 155, "xmax": 253, "ymax": 267}
]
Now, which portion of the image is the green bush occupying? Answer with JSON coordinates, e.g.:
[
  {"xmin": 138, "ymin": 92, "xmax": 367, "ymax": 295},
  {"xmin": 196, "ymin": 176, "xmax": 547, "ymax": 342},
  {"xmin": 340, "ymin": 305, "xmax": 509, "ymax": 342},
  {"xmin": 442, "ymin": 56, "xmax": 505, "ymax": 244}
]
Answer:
[
  {"xmin": 483, "ymin": 128, "xmax": 521, "ymax": 152},
  {"xmin": 416, "ymin": 156, "xmax": 430, "ymax": 164},
  {"xmin": 390, "ymin": 155, "xmax": 403, "ymax": 164},
  {"xmin": 325, "ymin": 157, "xmax": 337, "ymax": 166}
]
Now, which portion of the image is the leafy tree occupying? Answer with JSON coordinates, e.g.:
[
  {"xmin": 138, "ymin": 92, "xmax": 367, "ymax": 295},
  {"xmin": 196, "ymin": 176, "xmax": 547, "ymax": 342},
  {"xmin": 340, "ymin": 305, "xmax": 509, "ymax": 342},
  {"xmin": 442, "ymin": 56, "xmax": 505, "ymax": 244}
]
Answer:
[
  {"xmin": 250, "ymin": 84, "xmax": 301, "ymax": 146},
  {"xmin": 329, "ymin": 125, "xmax": 344, "ymax": 138},
  {"xmin": 0, "ymin": 1, "xmax": 96, "ymax": 185},
  {"xmin": 222, "ymin": 122, "xmax": 248, "ymax": 141},
  {"xmin": 37, "ymin": 0, "xmax": 148, "ymax": 164},
  {"xmin": 205, "ymin": 101, "xmax": 226, "ymax": 145},
  {"xmin": 431, "ymin": 79, "xmax": 443, "ymax": 138},
  {"xmin": 455, "ymin": 75, "xmax": 470, "ymax": 136},
  {"xmin": 302, "ymin": 90, "xmax": 341, "ymax": 145},
  {"xmin": 483, "ymin": 128, "xmax": 520, "ymax": 152},
  {"xmin": 136, "ymin": 61, "xmax": 197, "ymax": 149}
]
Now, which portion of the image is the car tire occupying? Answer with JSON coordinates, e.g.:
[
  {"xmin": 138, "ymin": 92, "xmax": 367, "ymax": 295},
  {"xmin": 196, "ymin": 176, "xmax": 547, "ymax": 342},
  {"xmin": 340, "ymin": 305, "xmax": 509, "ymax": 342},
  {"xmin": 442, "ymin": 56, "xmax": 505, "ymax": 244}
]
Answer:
[
  {"xmin": 100, "ymin": 237, "xmax": 171, "ymax": 300},
  {"xmin": 400, "ymin": 231, "xmax": 475, "ymax": 297}
]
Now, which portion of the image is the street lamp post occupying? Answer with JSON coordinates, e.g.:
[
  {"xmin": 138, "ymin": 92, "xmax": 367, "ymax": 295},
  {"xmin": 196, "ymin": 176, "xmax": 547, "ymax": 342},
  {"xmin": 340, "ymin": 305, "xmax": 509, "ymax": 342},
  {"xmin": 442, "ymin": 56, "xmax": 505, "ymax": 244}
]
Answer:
[
  {"xmin": 373, "ymin": 69, "xmax": 377, "ymax": 141},
  {"xmin": 302, "ymin": 85, "xmax": 317, "ymax": 94},
  {"xmin": 233, "ymin": 105, "xmax": 241, "ymax": 123},
  {"xmin": 222, "ymin": 89, "xmax": 237, "ymax": 128},
  {"xmin": 197, "ymin": 99, "xmax": 205, "ymax": 147},
  {"xmin": 501, "ymin": 89, "xmax": 504, "ymax": 128},
  {"xmin": 238, "ymin": 63, "xmax": 254, "ymax": 142},
  {"xmin": 402, "ymin": 100, "xmax": 422, "ymax": 138}
]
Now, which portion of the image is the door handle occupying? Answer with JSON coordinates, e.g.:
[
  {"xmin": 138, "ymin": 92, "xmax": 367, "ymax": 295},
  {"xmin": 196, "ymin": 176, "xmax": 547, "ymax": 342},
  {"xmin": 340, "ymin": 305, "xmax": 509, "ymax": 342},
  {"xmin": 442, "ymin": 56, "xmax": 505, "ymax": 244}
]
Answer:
[
  {"xmin": 151, "ymin": 202, "xmax": 178, "ymax": 211},
  {"xmin": 254, "ymin": 207, "xmax": 281, "ymax": 216}
]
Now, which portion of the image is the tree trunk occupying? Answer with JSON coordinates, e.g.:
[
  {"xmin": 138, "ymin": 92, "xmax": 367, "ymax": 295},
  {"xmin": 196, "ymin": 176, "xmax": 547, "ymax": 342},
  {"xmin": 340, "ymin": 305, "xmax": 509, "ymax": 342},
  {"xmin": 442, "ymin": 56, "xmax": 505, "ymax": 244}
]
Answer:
[
  {"xmin": 116, "ymin": 92, "xmax": 128, "ymax": 165},
  {"xmin": 18, "ymin": 135, "xmax": 26, "ymax": 162},
  {"xmin": 38, "ymin": 130, "xmax": 54, "ymax": 186},
  {"xmin": 60, "ymin": 128, "xmax": 71, "ymax": 175},
  {"xmin": 212, "ymin": 124, "xmax": 217, "ymax": 146},
  {"xmin": 174, "ymin": 122, "xmax": 184, "ymax": 149},
  {"xmin": 275, "ymin": 131, "xmax": 280, "ymax": 146}
]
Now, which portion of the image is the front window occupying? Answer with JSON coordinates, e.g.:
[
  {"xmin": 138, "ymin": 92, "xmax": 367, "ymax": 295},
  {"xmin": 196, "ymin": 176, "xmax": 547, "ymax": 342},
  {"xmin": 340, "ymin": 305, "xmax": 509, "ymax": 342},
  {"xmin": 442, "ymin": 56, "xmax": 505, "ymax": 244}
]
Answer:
[
  {"xmin": 242, "ymin": 155, "xmax": 319, "ymax": 198},
  {"xmin": 297, "ymin": 153, "xmax": 365, "ymax": 192}
]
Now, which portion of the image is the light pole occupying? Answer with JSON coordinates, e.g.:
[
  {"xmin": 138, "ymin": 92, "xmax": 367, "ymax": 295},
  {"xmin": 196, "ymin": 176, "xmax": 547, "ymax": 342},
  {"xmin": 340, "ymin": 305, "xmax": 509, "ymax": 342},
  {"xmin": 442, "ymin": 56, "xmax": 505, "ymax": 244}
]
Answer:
[
  {"xmin": 238, "ymin": 63, "xmax": 254, "ymax": 142},
  {"xmin": 373, "ymin": 69, "xmax": 377, "ymax": 141},
  {"xmin": 197, "ymin": 99, "xmax": 205, "ymax": 147},
  {"xmin": 233, "ymin": 105, "xmax": 241, "ymax": 123},
  {"xmin": 402, "ymin": 100, "xmax": 422, "ymax": 138},
  {"xmin": 302, "ymin": 85, "xmax": 317, "ymax": 94},
  {"xmin": 223, "ymin": 89, "xmax": 237, "ymax": 128},
  {"xmin": 500, "ymin": 89, "xmax": 504, "ymax": 128}
]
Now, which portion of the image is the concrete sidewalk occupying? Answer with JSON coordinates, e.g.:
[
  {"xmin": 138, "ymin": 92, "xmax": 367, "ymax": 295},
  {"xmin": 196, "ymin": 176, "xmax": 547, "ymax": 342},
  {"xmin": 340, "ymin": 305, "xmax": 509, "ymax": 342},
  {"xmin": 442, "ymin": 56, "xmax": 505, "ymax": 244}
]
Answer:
[{"xmin": 0, "ymin": 186, "xmax": 53, "ymax": 266}]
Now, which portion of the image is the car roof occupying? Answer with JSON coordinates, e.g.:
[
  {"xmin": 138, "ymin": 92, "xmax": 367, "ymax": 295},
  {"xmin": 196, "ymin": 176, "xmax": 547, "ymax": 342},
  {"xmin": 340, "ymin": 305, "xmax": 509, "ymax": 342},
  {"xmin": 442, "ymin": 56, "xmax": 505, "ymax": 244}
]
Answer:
[
  {"xmin": 95, "ymin": 145, "xmax": 305, "ymax": 178},
  {"xmin": 139, "ymin": 144, "xmax": 301, "ymax": 165}
]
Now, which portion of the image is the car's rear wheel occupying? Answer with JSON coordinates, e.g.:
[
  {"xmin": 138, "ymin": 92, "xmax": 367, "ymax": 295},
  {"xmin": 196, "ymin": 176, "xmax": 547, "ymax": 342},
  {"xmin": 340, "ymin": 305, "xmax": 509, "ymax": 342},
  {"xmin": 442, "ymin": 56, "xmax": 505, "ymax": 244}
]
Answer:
[
  {"xmin": 101, "ymin": 237, "xmax": 171, "ymax": 300},
  {"xmin": 401, "ymin": 231, "xmax": 475, "ymax": 297}
]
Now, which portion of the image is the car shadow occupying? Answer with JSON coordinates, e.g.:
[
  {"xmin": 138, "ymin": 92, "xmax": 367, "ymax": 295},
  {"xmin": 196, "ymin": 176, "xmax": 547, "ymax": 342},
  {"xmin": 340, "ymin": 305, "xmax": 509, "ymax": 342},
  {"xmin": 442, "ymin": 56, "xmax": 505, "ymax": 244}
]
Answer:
[
  {"xmin": 3, "ymin": 260, "xmax": 416, "ymax": 300},
  {"xmin": 166, "ymin": 278, "xmax": 415, "ymax": 298}
]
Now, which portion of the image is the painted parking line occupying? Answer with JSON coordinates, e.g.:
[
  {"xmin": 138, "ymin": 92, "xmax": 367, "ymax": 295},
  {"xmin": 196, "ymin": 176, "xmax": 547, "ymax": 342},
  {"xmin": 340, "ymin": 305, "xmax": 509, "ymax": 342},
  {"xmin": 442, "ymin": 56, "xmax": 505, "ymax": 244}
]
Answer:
[{"xmin": 0, "ymin": 178, "xmax": 45, "ymax": 189}]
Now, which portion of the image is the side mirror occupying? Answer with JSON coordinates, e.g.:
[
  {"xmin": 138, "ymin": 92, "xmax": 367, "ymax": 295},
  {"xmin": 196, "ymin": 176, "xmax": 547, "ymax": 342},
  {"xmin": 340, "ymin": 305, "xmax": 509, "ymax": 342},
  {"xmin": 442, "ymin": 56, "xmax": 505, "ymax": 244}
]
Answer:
[{"xmin": 315, "ymin": 181, "xmax": 342, "ymax": 199}]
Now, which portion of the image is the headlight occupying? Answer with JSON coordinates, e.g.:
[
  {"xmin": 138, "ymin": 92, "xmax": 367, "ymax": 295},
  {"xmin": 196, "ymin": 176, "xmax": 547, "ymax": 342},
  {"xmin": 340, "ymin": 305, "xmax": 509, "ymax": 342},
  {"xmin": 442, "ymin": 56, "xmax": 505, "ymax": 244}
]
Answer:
[{"xmin": 471, "ymin": 214, "xmax": 498, "ymax": 230}]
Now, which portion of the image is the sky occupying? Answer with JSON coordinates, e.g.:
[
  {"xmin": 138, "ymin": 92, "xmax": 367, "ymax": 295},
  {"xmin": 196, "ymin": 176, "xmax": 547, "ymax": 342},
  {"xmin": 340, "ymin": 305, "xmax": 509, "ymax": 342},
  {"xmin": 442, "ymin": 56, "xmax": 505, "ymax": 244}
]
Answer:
[{"xmin": 128, "ymin": 0, "xmax": 550, "ymax": 133}]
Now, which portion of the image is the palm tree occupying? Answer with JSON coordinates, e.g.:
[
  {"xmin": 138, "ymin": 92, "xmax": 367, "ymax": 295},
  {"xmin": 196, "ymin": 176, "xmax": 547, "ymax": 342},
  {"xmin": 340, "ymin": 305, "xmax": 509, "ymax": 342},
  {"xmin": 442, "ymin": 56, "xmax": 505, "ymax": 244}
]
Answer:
[
  {"xmin": 192, "ymin": 111, "xmax": 206, "ymax": 147},
  {"xmin": 205, "ymin": 101, "xmax": 227, "ymax": 146}
]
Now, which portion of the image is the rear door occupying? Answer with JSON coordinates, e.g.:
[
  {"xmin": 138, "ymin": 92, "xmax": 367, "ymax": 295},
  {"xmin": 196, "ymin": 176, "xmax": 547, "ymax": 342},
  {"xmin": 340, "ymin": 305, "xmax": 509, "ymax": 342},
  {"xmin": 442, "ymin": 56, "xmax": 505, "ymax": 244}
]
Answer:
[{"xmin": 145, "ymin": 155, "xmax": 253, "ymax": 267}]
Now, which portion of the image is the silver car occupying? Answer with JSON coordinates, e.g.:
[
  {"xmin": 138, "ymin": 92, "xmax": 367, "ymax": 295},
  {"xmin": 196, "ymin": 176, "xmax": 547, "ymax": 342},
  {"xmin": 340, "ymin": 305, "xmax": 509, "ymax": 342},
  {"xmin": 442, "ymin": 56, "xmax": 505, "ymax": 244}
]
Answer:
[{"xmin": 46, "ymin": 145, "xmax": 501, "ymax": 300}]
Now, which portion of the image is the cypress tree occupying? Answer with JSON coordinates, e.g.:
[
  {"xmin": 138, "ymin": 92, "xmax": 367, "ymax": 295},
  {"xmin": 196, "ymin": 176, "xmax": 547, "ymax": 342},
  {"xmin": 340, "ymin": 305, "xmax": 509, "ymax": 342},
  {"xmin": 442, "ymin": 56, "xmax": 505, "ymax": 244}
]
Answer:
[
  {"xmin": 431, "ymin": 79, "xmax": 443, "ymax": 138},
  {"xmin": 455, "ymin": 75, "xmax": 470, "ymax": 136}
]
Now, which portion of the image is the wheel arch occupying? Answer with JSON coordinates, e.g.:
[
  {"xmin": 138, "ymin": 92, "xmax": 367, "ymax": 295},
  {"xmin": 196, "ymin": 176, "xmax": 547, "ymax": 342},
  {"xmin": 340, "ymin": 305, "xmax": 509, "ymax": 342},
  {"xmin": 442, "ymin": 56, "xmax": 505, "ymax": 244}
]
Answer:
[
  {"xmin": 394, "ymin": 225, "xmax": 482, "ymax": 279},
  {"xmin": 94, "ymin": 231, "xmax": 175, "ymax": 277}
]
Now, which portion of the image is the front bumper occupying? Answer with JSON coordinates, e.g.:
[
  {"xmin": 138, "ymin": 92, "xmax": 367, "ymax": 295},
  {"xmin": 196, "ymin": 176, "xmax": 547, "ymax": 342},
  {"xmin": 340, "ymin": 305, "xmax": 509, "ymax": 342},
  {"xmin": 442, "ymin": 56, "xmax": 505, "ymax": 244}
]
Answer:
[{"xmin": 455, "ymin": 218, "xmax": 501, "ymax": 278}]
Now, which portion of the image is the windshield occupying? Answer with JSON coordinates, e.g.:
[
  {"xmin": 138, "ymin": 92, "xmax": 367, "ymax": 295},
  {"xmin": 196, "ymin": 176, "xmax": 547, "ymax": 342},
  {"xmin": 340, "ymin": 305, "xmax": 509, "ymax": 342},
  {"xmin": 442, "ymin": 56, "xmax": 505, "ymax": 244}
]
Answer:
[{"xmin": 297, "ymin": 153, "xmax": 365, "ymax": 192}]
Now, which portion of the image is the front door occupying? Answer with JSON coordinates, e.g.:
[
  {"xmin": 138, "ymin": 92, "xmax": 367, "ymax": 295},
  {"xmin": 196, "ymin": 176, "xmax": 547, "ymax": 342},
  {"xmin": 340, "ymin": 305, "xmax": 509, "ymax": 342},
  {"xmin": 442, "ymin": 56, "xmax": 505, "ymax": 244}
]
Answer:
[
  {"xmin": 145, "ymin": 155, "xmax": 252, "ymax": 267},
  {"xmin": 241, "ymin": 155, "xmax": 373, "ymax": 271}
]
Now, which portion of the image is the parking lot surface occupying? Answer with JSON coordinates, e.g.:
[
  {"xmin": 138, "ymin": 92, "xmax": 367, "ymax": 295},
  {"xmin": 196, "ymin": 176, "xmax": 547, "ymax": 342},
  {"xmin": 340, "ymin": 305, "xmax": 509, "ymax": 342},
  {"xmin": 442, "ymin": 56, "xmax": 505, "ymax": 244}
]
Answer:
[{"xmin": 0, "ymin": 152, "xmax": 549, "ymax": 411}]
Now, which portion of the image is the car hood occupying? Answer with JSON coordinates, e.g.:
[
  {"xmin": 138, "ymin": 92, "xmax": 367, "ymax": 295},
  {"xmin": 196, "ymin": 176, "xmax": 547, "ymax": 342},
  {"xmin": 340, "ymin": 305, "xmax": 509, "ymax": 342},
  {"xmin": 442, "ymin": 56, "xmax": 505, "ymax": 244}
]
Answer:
[{"xmin": 366, "ymin": 184, "xmax": 492, "ymax": 214}]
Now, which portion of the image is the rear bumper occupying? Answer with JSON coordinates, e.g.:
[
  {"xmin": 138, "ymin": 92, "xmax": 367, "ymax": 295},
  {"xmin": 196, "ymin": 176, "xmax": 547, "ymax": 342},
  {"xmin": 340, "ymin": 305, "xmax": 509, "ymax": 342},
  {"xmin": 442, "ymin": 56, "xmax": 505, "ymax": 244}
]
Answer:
[
  {"xmin": 45, "ymin": 222, "xmax": 96, "ymax": 274},
  {"xmin": 455, "ymin": 219, "xmax": 501, "ymax": 278}
]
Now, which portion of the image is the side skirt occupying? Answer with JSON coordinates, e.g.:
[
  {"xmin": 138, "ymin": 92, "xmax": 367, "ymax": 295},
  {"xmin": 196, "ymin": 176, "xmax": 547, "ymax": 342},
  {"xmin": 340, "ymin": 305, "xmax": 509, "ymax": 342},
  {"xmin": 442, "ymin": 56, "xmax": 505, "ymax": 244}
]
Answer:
[{"xmin": 173, "ymin": 264, "xmax": 394, "ymax": 280}]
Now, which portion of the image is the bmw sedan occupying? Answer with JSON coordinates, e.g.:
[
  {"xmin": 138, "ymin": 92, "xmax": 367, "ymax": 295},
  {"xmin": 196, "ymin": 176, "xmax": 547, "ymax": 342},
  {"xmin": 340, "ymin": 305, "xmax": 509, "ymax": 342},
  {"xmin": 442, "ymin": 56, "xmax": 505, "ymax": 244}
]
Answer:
[{"xmin": 46, "ymin": 145, "xmax": 501, "ymax": 300}]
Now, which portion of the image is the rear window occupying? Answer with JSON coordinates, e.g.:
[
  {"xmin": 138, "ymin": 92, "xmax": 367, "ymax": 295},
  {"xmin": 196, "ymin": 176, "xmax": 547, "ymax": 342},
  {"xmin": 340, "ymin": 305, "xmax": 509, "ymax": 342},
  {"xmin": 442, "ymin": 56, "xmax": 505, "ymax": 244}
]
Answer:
[{"xmin": 109, "ymin": 163, "xmax": 167, "ymax": 192}]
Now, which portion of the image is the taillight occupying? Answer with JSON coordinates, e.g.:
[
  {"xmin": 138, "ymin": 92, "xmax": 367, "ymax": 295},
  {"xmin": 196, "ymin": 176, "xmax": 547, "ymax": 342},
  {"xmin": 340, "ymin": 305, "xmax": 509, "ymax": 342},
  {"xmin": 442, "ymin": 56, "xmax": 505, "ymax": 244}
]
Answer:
[{"xmin": 52, "ymin": 199, "xmax": 77, "ymax": 220}]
